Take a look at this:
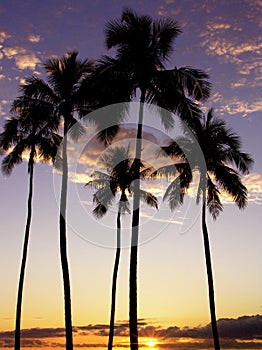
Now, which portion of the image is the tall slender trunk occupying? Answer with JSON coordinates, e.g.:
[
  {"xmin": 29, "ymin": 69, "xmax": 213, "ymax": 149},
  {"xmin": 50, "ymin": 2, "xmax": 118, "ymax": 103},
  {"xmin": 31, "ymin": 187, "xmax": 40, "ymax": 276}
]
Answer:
[
  {"xmin": 14, "ymin": 150, "xmax": 35, "ymax": 350},
  {"xmin": 202, "ymin": 195, "xmax": 220, "ymax": 350},
  {"xmin": 129, "ymin": 90, "xmax": 145, "ymax": 350},
  {"xmin": 108, "ymin": 208, "xmax": 121, "ymax": 350},
  {"xmin": 60, "ymin": 121, "xmax": 73, "ymax": 350}
]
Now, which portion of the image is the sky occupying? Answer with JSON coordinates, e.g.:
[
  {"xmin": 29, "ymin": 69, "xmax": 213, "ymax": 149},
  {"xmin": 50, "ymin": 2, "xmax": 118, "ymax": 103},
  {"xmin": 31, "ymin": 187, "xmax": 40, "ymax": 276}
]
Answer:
[{"xmin": 0, "ymin": 0, "xmax": 261, "ymax": 349}]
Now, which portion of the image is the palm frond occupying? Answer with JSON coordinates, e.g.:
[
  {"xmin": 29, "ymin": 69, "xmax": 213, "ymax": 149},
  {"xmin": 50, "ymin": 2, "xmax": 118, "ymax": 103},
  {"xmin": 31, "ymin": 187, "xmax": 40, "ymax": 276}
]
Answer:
[
  {"xmin": 152, "ymin": 163, "xmax": 179, "ymax": 179},
  {"xmin": 89, "ymin": 171, "xmax": 111, "ymax": 181},
  {"xmin": 158, "ymin": 138, "xmax": 188, "ymax": 160},
  {"xmin": 86, "ymin": 145, "xmax": 158, "ymax": 217},
  {"xmin": 139, "ymin": 165, "xmax": 156, "ymax": 179},
  {"xmin": 149, "ymin": 70, "xmax": 204, "ymax": 127},
  {"xmin": 119, "ymin": 192, "xmax": 131, "ymax": 214},
  {"xmin": 139, "ymin": 189, "xmax": 158, "ymax": 209},
  {"xmin": 207, "ymin": 176, "xmax": 223, "ymax": 220},
  {"xmin": 66, "ymin": 115, "xmax": 86, "ymax": 141},
  {"xmin": 1, "ymin": 147, "xmax": 24, "ymax": 175},
  {"xmin": 213, "ymin": 164, "xmax": 248, "ymax": 209},
  {"xmin": 174, "ymin": 67, "xmax": 211, "ymax": 101},
  {"xmin": 99, "ymin": 146, "xmax": 130, "ymax": 172},
  {"xmin": 0, "ymin": 117, "xmax": 20, "ymax": 150},
  {"xmin": 152, "ymin": 18, "xmax": 181, "ymax": 60},
  {"xmin": 85, "ymin": 178, "xmax": 110, "ymax": 190},
  {"xmin": 224, "ymin": 150, "xmax": 253, "ymax": 175},
  {"xmin": 93, "ymin": 187, "xmax": 116, "ymax": 209},
  {"xmin": 93, "ymin": 203, "xmax": 108, "ymax": 218},
  {"xmin": 163, "ymin": 177, "xmax": 183, "ymax": 210},
  {"xmin": 20, "ymin": 76, "xmax": 58, "ymax": 104},
  {"xmin": 38, "ymin": 133, "xmax": 61, "ymax": 163},
  {"xmin": 146, "ymin": 102, "xmax": 174, "ymax": 130},
  {"xmin": 44, "ymin": 52, "xmax": 93, "ymax": 101},
  {"xmin": 97, "ymin": 125, "xmax": 121, "ymax": 146}
]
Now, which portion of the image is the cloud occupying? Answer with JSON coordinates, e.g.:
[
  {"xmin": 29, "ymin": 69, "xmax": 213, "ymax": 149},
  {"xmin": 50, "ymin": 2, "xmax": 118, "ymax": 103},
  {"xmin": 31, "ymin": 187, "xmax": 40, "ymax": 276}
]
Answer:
[
  {"xmin": 28, "ymin": 34, "xmax": 41, "ymax": 43},
  {"xmin": 15, "ymin": 54, "xmax": 40, "ymax": 70},
  {"xmin": 2, "ymin": 46, "xmax": 26, "ymax": 58},
  {"xmin": 219, "ymin": 98, "xmax": 262, "ymax": 117},
  {"xmin": 68, "ymin": 171, "xmax": 91, "ymax": 184},
  {"xmin": 151, "ymin": 315, "xmax": 262, "ymax": 340},
  {"xmin": 141, "ymin": 212, "xmax": 183, "ymax": 226},
  {"xmin": 0, "ymin": 31, "xmax": 10, "ymax": 43},
  {"xmin": 207, "ymin": 22, "xmax": 231, "ymax": 30},
  {"xmin": 215, "ymin": 315, "xmax": 262, "ymax": 339},
  {"xmin": 243, "ymin": 172, "xmax": 262, "ymax": 204},
  {"xmin": 2, "ymin": 46, "xmax": 40, "ymax": 70},
  {"xmin": 1, "ymin": 315, "xmax": 262, "ymax": 348},
  {"xmin": 201, "ymin": 33, "xmax": 262, "ymax": 62},
  {"xmin": 66, "ymin": 124, "xmax": 169, "ymax": 184},
  {"xmin": 199, "ymin": 12, "xmax": 262, "ymax": 90}
]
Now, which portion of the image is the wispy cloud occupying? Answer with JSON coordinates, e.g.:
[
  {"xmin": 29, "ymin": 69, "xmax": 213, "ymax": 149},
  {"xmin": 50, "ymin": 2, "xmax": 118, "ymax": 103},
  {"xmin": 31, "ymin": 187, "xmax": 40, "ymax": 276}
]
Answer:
[
  {"xmin": 68, "ymin": 171, "xmax": 92, "ymax": 184},
  {"xmin": 219, "ymin": 98, "xmax": 262, "ymax": 117},
  {"xmin": 200, "ymin": 26, "xmax": 262, "ymax": 60},
  {"xmin": 243, "ymin": 172, "xmax": 262, "ymax": 204}
]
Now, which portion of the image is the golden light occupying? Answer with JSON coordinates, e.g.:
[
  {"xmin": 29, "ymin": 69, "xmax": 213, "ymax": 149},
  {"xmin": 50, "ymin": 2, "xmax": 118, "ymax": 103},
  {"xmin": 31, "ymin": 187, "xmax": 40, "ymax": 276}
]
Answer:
[
  {"xmin": 139, "ymin": 336, "xmax": 160, "ymax": 349},
  {"xmin": 177, "ymin": 337, "xmax": 201, "ymax": 344},
  {"xmin": 146, "ymin": 338, "xmax": 158, "ymax": 348},
  {"xmin": 177, "ymin": 338, "xmax": 190, "ymax": 343}
]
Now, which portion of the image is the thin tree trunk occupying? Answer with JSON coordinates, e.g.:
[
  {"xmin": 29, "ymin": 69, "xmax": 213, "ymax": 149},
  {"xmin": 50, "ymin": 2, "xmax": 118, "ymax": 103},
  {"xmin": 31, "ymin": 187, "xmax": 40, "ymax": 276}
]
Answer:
[
  {"xmin": 108, "ymin": 209, "xmax": 121, "ymax": 350},
  {"xmin": 129, "ymin": 90, "xmax": 145, "ymax": 350},
  {"xmin": 14, "ymin": 151, "xmax": 35, "ymax": 350},
  {"xmin": 60, "ymin": 123, "xmax": 73, "ymax": 350},
  {"xmin": 202, "ymin": 196, "xmax": 220, "ymax": 350}
]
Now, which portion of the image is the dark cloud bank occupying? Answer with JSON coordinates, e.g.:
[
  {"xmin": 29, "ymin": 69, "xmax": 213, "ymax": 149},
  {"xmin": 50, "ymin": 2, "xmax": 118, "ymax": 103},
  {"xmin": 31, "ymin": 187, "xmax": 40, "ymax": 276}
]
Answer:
[{"xmin": 1, "ymin": 315, "xmax": 261, "ymax": 348}]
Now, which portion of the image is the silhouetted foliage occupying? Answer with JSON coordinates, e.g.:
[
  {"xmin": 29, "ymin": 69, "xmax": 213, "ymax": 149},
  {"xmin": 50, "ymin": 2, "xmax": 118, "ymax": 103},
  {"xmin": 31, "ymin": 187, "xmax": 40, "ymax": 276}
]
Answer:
[
  {"xmin": 0, "ymin": 95, "xmax": 61, "ymax": 350},
  {"xmin": 86, "ymin": 145, "xmax": 157, "ymax": 350},
  {"xmin": 158, "ymin": 108, "xmax": 253, "ymax": 350}
]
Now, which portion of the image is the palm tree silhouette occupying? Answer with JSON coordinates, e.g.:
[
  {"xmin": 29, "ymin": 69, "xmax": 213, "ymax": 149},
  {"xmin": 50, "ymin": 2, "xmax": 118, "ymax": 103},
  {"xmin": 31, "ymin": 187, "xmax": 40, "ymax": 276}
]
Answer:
[
  {"xmin": 21, "ymin": 52, "xmax": 93, "ymax": 350},
  {"xmin": 159, "ymin": 109, "xmax": 253, "ymax": 350},
  {"xmin": 104, "ymin": 8, "xmax": 210, "ymax": 348},
  {"xmin": 86, "ymin": 145, "xmax": 158, "ymax": 350},
  {"xmin": 0, "ymin": 96, "xmax": 61, "ymax": 350}
]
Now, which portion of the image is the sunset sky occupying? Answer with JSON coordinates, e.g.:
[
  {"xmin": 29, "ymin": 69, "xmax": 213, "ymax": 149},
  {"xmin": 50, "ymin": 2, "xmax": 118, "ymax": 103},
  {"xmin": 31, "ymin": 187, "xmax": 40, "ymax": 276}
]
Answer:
[{"xmin": 0, "ymin": 0, "xmax": 261, "ymax": 349}]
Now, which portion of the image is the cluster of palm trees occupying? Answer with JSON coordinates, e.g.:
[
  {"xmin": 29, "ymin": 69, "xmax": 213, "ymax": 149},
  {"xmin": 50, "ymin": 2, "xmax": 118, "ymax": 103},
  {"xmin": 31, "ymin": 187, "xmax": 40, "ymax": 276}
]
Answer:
[{"xmin": 0, "ymin": 8, "xmax": 253, "ymax": 350}]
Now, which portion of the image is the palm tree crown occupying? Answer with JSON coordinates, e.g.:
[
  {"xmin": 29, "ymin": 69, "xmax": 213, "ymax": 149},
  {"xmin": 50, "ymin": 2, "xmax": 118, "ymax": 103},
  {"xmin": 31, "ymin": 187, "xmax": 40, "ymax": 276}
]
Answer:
[
  {"xmin": 86, "ymin": 145, "xmax": 158, "ymax": 216},
  {"xmin": 106, "ymin": 8, "xmax": 181, "ymax": 87},
  {"xmin": 105, "ymin": 7, "xmax": 211, "ymax": 126},
  {"xmin": 0, "ymin": 98, "xmax": 61, "ymax": 174},
  {"xmin": 21, "ymin": 51, "xmax": 93, "ymax": 136},
  {"xmin": 162, "ymin": 108, "xmax": 253, "ymax": 216}
]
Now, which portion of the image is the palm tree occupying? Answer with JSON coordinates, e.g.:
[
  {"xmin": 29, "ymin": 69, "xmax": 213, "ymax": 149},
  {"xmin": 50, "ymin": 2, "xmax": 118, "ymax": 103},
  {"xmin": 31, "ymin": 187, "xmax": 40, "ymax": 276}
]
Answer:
[
  {"xmin": 0, "ymin": 97, "xmax": 61, "ymax": 350},
  {"xmin": 104, "ymin": 8, "xmax": 211, "ymax": 348},
  {"xmin": 85, "ymin": 146, "xmax": 158, "ymax": 350},
  {"xmin": 159, "ymin": 109, "xmax": 253, "ymax": 350},
  {"xmin": 21, "ymin": 52, "xmax": 93, "ymax": 350}
]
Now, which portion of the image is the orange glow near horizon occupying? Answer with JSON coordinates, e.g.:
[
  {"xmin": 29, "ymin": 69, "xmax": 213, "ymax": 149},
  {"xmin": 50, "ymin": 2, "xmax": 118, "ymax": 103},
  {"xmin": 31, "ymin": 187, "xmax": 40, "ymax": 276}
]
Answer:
[
  {"xmin": 138, "ymin": 337, "xmax": 159, "ymax": 349},
  {"xmin": 147, "ymin": 338, "xmax": 158, "ymax": 347}
]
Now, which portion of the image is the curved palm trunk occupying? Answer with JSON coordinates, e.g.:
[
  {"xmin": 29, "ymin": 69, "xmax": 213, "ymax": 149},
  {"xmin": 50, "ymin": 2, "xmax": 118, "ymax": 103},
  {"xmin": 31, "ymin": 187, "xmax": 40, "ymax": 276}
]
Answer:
[
  {"xmin": 202, "ymin": 196, "xmax": 220, "ymax": 350},
  {"xmin": 129, "ymin": 90, "xmax": 145, "ymax": 350},
  {"xmin": 60, "ymin": 123, "xmax": 73, "ymax": 350},
  {"xmin": 108, "ymin": 209, "xmax": 121, "ymax": 350},
  {"xmin": 14, "ymin": 151, "xmax": 35, "ymax": 350}
]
